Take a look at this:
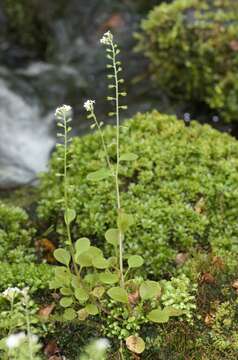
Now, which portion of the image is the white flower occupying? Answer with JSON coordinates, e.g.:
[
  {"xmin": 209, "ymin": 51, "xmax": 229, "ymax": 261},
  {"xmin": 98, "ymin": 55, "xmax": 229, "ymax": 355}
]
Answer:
[
  {"xmin": 6, "ymin": 332, "xmax": 26, "ymax": 349},
  {"xmin": 2, "ymin": 287, "xmax": 21, "ymax": 301},
  {"xmin": 100, "ymin": 31, "xmax": 113, "ymax": 45},
  {"xmin": 95, "ymin": 338, "xmax": 110, "ymax": 351},
  {"xmin": 55, "ymin": 105, "xmax": 72, "ymax": 118},
  {"xmin": 84, "ymin": 99, "xmax": 95, "ymax": 112}
]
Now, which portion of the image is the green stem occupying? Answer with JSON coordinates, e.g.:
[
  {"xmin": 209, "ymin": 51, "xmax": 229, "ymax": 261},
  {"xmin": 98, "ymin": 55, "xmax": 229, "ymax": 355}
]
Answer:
[
  {"xmin": 63, "ymin": 114, "xmax": 80, "ymax": 278},
  {"xmin": 111, "ymin": 42, "xmax": 124, "ymax": 288},
  {"xmin": 91, "ymin": 112, "xmax": 113, "ymax": 172},
  {"xmin": 25, "ymin": 298, "xmax": 33, "ymax": 360}
]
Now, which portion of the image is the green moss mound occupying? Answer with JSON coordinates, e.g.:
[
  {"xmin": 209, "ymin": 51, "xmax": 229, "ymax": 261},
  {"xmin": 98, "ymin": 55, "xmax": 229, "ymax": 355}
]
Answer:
[
  {"xmin": 0, "ymin": 202, "xmax": 52, "ymax": 293},
  {"xmin": 136, "ymin": 0, "xmax": 238, "ymax": 122},
  {"xmin": 38, "ymin": 111, "xmax": 238, "ymax": 277}
]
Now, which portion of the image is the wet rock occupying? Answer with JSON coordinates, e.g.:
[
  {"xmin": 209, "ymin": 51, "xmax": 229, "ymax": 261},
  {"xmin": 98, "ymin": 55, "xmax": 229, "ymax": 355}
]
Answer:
[{"xmin": 0, "ymin": 79, "xmax": 55, "ymax": 188}]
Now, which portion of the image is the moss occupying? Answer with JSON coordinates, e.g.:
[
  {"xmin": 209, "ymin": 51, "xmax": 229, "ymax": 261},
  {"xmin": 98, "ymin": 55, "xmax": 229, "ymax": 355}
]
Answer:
[
  {"xmin": 136, "ymin": 0, "xmax": 238, "ymax": 122},
  {"xmin": 0, "ymin": 202, "xmax": 35, "ymax": 263},
  {"xmin": 38, "ymin": 111, "xmax": 238, "ymax": 278}
]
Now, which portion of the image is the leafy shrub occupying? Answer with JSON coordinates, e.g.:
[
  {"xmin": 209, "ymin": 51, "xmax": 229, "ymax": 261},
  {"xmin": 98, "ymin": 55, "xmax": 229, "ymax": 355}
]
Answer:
[
  {"xmin": 136, "ymin": 0, "xmax": 238, "ymax": 122},
  {"xmin": 38, "ymin": 111, "xmax": 238, "ymax": 276},
  {"xmin": 0, "ymin": 202, "xmax": 35, "ymax": 263}
]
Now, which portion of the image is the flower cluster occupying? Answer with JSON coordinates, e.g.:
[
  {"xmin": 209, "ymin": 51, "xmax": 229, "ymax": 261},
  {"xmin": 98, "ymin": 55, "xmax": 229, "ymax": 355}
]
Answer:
[
  {"xmin": 55, "ymin": 105, "xmax": 72, "ymax": 119},
  {"xmin": 2, "ymin": 287, "xmax": 22, "ymax": 301},
  {"xmin": 6, "ymin": 332, "xmax": 38, "ymax": 349},
  {"xmin": 84, "ymin": 99, "xmax": 95, "ymax": 112},
  {"xmin": 100, "ymin": 31, "xmax": 113, "ymax": 45}
]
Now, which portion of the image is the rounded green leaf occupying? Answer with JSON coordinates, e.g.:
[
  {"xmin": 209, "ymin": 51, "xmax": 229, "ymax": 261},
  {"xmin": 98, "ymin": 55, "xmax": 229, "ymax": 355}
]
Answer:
[
  {"xmin": 76, "ymin": 252, "xmax": 92, "ymax": 267},
  {"xmin": 99, "ymin": 272, "xmax": 119, "ymax": 284},
  {"xmin": 92, "ymin": 286, "xmax": 105, "ymax": 298},
  {"xmin": 60, "ymin": 297, "xmax": 73, "ymax": 308},
  {"xmin": 85, "ymin": 304, "xmax": 99, "ymax": 315},
  {"xmin": 75, "ymin": 238, "xmax": 91, "ymax": 255},
  {"xmin": 54, "ymin": 249, "xmax": 71, "ymax": 266},
  {"xmin": 164, "ymin": 306, "xmax": 184, "ymax": 317},
  {"xmin": 126, "ymin": 335, "xmax": 145, "ymax": 354},
  {"xmin": 92, "ymin": 256, "xmax": 109, "ymax": 269},
  {"xmin": 128, "ymin": 255, "xmax": 144, "ymax": 268},
  {"xmin": 87, "ymin": 246, "xmax": 103, "ymax": 258},
  {"xmin": 107, "ymin": 287, "xmax": 129, "ymax": 303},
  {"xmin": 63, "ymin": 308, "xmax": 76, "ymax": 321},
  {"xmin": 147, "ymin": 308, "xmax": 169, "ymax": 323},
  {"xmin": 60, "ymin": 287, "xmax": 73, "ymax": 296},
  {"xmin": 64, "ymin": 208, "xmax": 76, "ymax": 225},
  {"xmin": 117, "ymin": 212, "xmax": 134, "ymax": 233},
  {"xmin": 139, "ymin": 281, "xmax": 161, "ymax": 300},
  {"xmin": 74, "ymin": 287, "xmax": 89, "ymax": 303},
  {"xmin": 105, "ymin": 228, "xmax": 120, "ymax": 246},
  {"xmin": 120, "ymin": 153, "xmax": 138, "ymax": 161},
  {"xmin": 87, "ymin": 168, "xmax": 112, "ymax": 181},
  {"xmin": 78, "ymin": 308, "xmax": 89, "ymax": 321}
]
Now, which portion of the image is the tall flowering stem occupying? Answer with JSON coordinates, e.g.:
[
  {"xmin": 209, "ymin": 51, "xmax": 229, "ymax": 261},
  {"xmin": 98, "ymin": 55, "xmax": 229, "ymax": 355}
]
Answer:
[
  {"xmin": 101, "ymin": 31, "xmax": 127, "ymax": 287},
  {"xmin": 55, "ymin": 105, "xmax": 80, "ymax": 278}
]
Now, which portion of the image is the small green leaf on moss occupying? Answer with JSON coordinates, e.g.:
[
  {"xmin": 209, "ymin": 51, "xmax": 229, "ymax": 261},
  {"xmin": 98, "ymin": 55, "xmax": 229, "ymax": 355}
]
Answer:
[
  {"xmin": 107, "ymin": 287, "xmax": 129, "ymax": 303},
  {"xmin": 54, "ymin": 249, "xmax": 71, "ymax": 266}
]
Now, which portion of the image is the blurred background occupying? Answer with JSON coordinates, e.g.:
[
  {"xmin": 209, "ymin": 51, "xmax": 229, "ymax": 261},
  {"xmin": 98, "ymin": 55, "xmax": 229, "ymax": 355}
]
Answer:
[{"xmin": 0, "ymin": 0, "xmax": 237, "ymax": 190}]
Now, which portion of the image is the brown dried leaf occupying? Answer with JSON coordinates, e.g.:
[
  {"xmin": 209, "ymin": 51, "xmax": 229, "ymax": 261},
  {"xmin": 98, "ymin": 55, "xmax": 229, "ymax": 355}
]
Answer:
[
  {"xmin": 126, "ymin": 335, "xmax": 145, "ymax": 354},
  {"xmin": 44, "ymin": 340, "xmax": 60, "ymax": 357},
  {"xmin": 212, "ymin": 256, "xmax": 224, "ymax": 270},
  {"xmin": 230, "ymin": 40, "xmax": 238, "ymax": 51},
  {"xmin": 175, "ymin": 253, "xmax": 188, "ymax": 266},
  {"xmin": 204, "ymin": 313, "xmax": 215, "ymax": 326},
  {"xmin": 128, "ymin": 290, "xmax": 140, "ymax": 305},
  {"xmin": 100, "ymin": 13, "xmax": 125, "ymax": 32},
  {"xmin": 200, "ymin": 272, "xmax": 215, "ymax": 284},
  {"xmin": 194, "ymin": 197, "xmax": 205, "ymax": 214},
  {"xmin": 38, "ymin": 304, "xmax": 55, "ymax": 319},
  {"xmin": 232, "ymin": 280, "xmax": 238, "ymax": 290}
]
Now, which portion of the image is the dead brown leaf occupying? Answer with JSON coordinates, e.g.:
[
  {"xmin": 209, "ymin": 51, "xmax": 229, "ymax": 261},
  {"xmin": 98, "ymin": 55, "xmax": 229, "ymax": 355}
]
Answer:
[
  {"xmin": 200, "ymin": 272, "xmax": 215, "ymax": 284},
  {"xmin": 38, "ymin": 304, "xmax": 55, "ymax": 319}
]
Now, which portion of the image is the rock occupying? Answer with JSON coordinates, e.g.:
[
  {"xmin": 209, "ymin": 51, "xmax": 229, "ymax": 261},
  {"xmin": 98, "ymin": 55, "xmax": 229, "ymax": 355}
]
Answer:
[{"xmin": 0, "ymin": 79, "xmax": 55, "ymax": 188}]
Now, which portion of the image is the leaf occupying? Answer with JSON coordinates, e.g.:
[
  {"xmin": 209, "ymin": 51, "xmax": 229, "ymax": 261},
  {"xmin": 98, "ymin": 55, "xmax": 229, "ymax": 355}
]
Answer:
[
  {"xmin": 105, "ymin": 228, "xmax": 120, "ymax": 247},
  {"xmin": 63, "ymin": 308, "xmax": 76, "ymax": 321},
  {"xmin": 60, "ymin": 287, "xmax": 73, "ymax": 296},
  {"xmin": 128, "ymin": 255, "xmax": 144, "ymax": 268},
  {"xmin": 64, "ymin": 208, "xmax": 76, "ymax": 225},
  {"xmin": 92, "ymin": 256, "xmax": 109, "ymax": 269},
  {"xmin": 38, "ymin": 304, "xmax": 55, "ymax": 319},
  {"xmin": 76, "ymin": 252, "xmax": 92, "ymax": 267},
  {"xmin": 117, "ymin": 212, "xmax": 134, "ymax": 233},
  {"xmin": 74, "ymin": 287, "xmax": 89, "ymax": 303},
  {"xmin": 92, "ymin": 286, "xmax": 105, "ymax": 298},
  {"xmin": 99, "ymin": 272, "xmax": 119, "ymax": 284},
  {"xmin": 87, "ymin": 246, "xmax": 103, "ymax": 258},
  {"xmin": 85, "ymin": 304, "xmax": 99, "ymax": 315},
  {"xmin": 71, "ymin": 275, "xmax": 81, "ymax": 289},
  {"xmin": 120, "ymin": 153, "xmax": 138, "ymax": 161},
  {"xmin": 75, "ymin": 238, "xmax": 91, "ymax": 255},
  {"xmin": 54, "ymin": 248, "xmax": 71, "ymax": 266},
  {"xmin": 126, "ymin": 335, "xmax": 145, "ymax": 354},
  {"xmin": 147, "ymin": 308, "xmax": 169, "ymax": 323},
  {"xmin": 78, "ymin": 308, "xmax": 89, "ymax": 321},
  {"xmin": 84, "ymin": 273, "xmax": 99, "ymax": 286},
  {"xmin": 60, "ymin": 297, "xmax": 73, "ymax": 308},
  {"xmin": 107, "ymin": 287, "xmax": 129, "ymax": 303},
  {"xmin": 87, "ymin": 168, "xmax": 112, "ymax": 182},
  {"xmin": 164, "ymin": 307, "xmax": 184, "ymax": 317},
  {"xmin": 139, "ymin": 281, "xmax": 161, "ymax": 300}
]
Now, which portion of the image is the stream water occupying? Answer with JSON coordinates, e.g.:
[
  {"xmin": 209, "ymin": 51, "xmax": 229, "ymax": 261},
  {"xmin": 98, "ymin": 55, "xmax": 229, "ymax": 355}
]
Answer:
[{"xmin": 0, "ymin": 0, "xmax": 236, "ymax": 189}]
